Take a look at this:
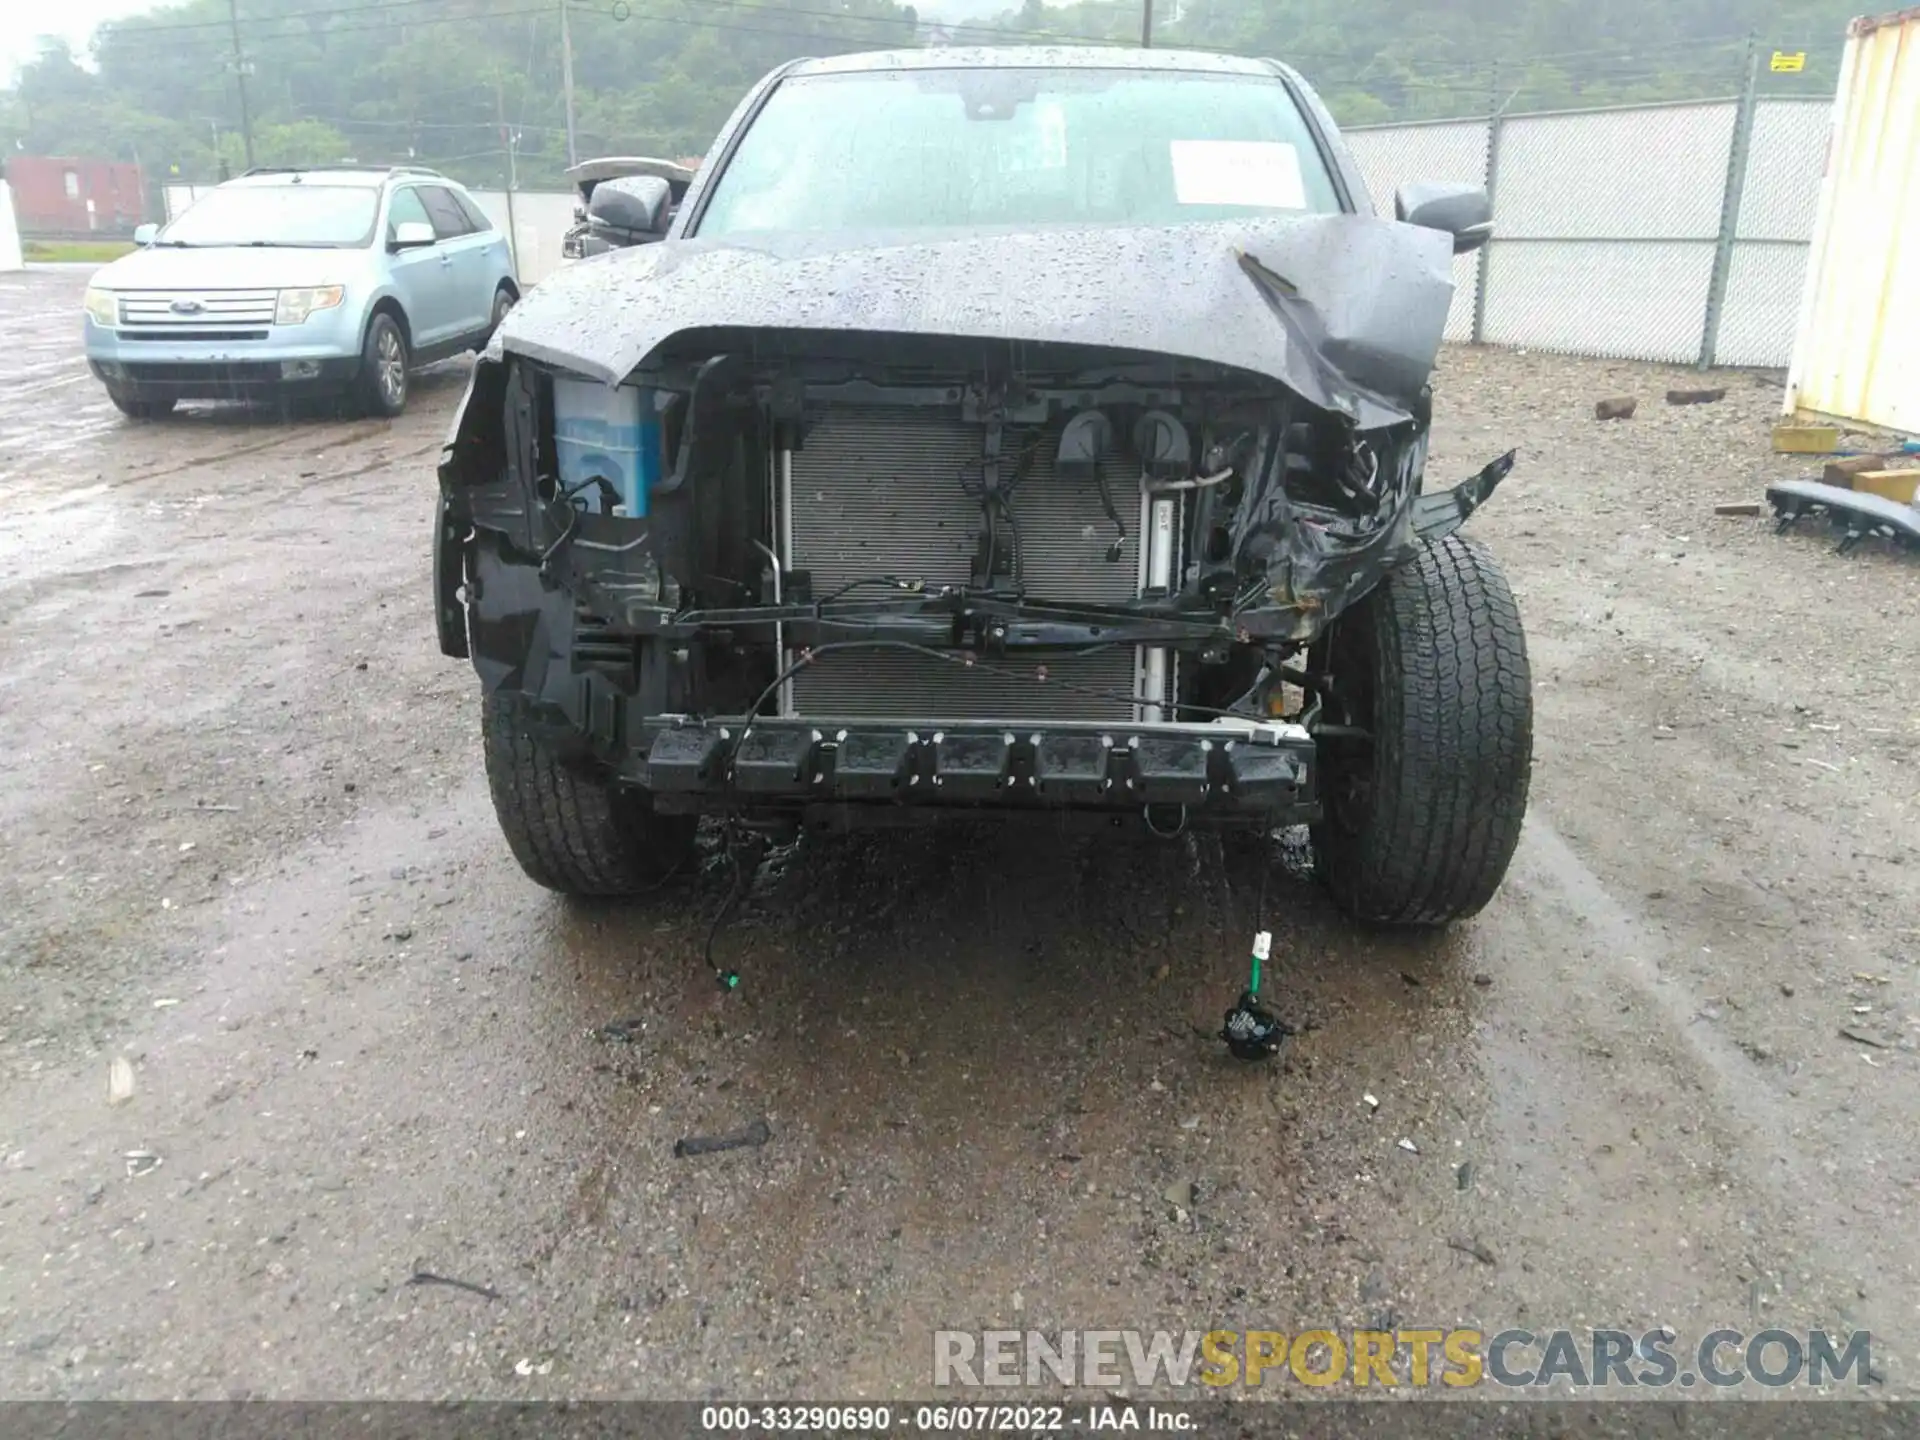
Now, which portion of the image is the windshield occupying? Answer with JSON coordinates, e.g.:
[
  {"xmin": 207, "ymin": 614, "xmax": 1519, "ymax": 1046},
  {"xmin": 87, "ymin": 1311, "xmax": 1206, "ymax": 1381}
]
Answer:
[
  {"xmin": 159, "ymin": 184, "xmax": 381, "ymax": 248},
  {"xmin": 696, "ymin": 68, "xmax": 1342, "ymax": 236}
]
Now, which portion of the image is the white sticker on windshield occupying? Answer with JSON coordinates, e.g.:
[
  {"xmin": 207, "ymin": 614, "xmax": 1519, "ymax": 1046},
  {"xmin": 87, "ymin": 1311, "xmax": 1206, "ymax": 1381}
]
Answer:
[{"xmin": 1169, "ymin": 140, "xmax": 1306, "ymax": 209}]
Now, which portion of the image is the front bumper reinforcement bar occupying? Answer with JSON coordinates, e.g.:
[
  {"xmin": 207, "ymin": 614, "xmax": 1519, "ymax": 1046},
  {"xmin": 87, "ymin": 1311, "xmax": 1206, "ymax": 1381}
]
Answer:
[{"xmin": 635, "ymin": 715, "xmax": 1318, "ymax": 821}]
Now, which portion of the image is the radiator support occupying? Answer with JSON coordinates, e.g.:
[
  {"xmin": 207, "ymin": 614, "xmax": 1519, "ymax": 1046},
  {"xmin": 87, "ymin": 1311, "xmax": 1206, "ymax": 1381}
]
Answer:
[{"xmin": 779, "ymin": 405, "xmax": 1173, "ymax": 723}]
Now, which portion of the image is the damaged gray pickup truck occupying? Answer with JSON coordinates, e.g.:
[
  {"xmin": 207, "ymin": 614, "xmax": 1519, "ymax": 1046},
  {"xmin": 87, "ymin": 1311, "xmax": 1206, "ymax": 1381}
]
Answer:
[{"xmin": 435, "ymin": 46, "xmax": 1532, "ymax": 927}]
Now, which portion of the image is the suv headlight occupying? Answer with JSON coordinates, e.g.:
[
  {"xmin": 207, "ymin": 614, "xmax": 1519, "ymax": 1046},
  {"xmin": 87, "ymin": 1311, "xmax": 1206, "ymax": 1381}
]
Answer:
[
  {"xmin": 83, "ymin": 287, "xmax": 119, "ymax": 327},
  {"xmin": 274, "ymin": 286, "xmax": 345, "ymax": 326}
]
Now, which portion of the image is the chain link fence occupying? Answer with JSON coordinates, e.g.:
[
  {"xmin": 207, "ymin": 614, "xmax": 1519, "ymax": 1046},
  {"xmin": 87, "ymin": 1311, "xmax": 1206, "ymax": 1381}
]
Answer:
[
  {"xmin": 1343, "ymin": 119, "xmax": 1489, "ymax": 343},
  {"xmin": 1346, "ymin": 94, "xmax": 1831, "ymax": 368}
]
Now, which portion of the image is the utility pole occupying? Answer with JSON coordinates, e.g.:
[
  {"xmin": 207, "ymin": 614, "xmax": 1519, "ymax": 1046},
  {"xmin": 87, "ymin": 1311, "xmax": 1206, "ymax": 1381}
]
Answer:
[
  {"xmin": 1140, "ymin": 0, "xmax": 1152, "ymax": 47},
  {"xmin": 559, "ymin": 0, "xmax": 578, "ymax": 167},
  {"xmin": 495, "ymin": 70, "xmax": 521, "ymax": 281},
  {"xmin": 225, "ymin": 0, "xmax": 255, "ymax": 169}
]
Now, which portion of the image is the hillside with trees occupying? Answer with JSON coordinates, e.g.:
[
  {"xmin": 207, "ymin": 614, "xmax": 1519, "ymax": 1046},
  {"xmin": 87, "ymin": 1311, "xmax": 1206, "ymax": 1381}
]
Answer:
[{"xmin": 1, "ymin": 0, "xmax": 1860, "ymax": 193}]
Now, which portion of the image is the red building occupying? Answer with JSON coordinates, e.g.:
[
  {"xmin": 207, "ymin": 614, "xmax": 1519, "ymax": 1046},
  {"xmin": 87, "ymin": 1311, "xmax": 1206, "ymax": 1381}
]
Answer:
[{"xmin": 4, "ymin": 156, "xmax": 146, "ymax": 237}]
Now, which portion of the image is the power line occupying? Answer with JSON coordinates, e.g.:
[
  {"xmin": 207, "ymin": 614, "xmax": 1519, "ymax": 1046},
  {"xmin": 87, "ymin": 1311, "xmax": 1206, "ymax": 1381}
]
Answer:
[
  {"xmin": 110, "ymin": 0, "xmax": 511, "ymax": 36},
  {"xmin": 88, "ymin": 0, "xmax": 1854, "ymax": 72},
  {"xmin": 108, "ymin": 2, "xmax": 556, "ymax": 45},
  {"xmin": 102, "ymin": 6, "xmax": 874, "ymax": 65},
  {"xmin": 47, "ymin": 0, "xmax": 1843, "ymax": 150},
  {"xmin": 581, "ymin": 0, "xmax": 1115, "ymax": 47},
  {"xmin": 295, "ymin": 110, "xmax": 578, "ymax": 133},
  {"xmin": 109, "ymin": 0, "xmax": 1119, "ymax": 52},
  {"xmin": 106, "ymin": 0, "xmax": 1833, "ymax": 92},
  {"xmin": 1302, "ymin": 32, "xmax": 1768, "ymax": 91}
]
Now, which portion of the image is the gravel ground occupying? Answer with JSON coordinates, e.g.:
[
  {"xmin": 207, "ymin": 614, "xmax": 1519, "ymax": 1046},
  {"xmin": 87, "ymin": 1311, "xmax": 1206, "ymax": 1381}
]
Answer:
[{"xmin": 0, "ymin": 265, "xmax": 1916, "ymax": 1410}]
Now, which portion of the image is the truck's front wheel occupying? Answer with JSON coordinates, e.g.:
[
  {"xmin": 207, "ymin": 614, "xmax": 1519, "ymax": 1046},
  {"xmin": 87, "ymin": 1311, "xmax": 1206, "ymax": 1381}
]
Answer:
[
  {"xmin": 1311, "ymin": 534, "xmax": 1532, "ymax": 927},
  {"xmin": 482, "ymin": 691, "xmax": 696, "ymax": 896}
]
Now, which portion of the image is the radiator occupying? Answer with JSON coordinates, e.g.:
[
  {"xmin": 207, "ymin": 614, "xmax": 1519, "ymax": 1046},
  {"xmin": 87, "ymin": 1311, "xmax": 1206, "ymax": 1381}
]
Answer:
[{"xmin": 784, "ymin": 406, "xmax": 1162, "ymax": 722}]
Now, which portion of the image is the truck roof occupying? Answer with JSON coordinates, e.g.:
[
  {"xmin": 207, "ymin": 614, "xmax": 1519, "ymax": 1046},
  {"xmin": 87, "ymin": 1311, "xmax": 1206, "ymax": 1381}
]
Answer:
[{"xmin": 788, "ymin": 45, "xmax": 1283, "ymax": 79}]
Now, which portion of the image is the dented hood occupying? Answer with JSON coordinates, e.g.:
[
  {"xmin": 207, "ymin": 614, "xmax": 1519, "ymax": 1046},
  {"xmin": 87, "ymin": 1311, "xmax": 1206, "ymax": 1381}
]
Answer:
[{"xmin": 497, "ymin": 214, "xmax": 1460, "ymax": 430}]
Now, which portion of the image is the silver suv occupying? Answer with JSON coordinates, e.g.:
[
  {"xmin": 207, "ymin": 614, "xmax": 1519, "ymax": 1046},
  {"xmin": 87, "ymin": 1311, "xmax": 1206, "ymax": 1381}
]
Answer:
[{"xmin": 84, "ymin": 165, "xmax": 518, "ymax": 418}]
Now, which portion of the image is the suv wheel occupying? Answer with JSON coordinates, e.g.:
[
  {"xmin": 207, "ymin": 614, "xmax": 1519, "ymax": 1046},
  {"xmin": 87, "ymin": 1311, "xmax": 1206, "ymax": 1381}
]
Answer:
[
  {"xmin": 357, "ymin": 312, "xmax": 409, "ymax": 417},
  {"xmin": 482, "ymin": 690, "xmax": 697, "ymax": 896},
  {"xmin": 1311, "ymin": 534, "xmax": 1532, "ymax": 927},
  {"xmin": 106, "ymin": 386, "xmax": 175, "ymax": 420},
  {"xmin": 484, "ymin": 285, "xmax": 516, "ymax": 343}
]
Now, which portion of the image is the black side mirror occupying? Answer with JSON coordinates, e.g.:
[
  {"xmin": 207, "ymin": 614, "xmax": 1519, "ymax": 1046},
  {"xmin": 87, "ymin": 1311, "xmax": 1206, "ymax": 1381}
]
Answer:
[
  {"xmin": 587, "ymin": 175, "xmax": 672, "ymax": 245},
  {"xmin": 1394, "ymin": 181, "xmax": 1493, "ymax": 254}
]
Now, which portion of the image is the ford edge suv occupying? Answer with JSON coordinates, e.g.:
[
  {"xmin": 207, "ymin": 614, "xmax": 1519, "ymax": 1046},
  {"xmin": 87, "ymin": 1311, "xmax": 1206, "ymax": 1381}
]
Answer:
[{"xmin": 84, "ymin": 165, "xmax": 518, "ymax": 418}]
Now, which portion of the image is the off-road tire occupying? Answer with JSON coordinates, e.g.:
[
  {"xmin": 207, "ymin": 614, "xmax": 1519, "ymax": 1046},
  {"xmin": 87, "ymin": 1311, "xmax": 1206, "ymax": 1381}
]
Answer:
[
  {"xmin": 106, "ymin": 386, "xmax": 174, "ymax": 419},
  {"xmin": 356, "ymin": 311, "xmax": 409, "ymax": 418},
  {"xmin": 482, "ymin": 691, "xmax": 696, "ymax": 896},
  {"xmin": 1312, "ymin": 534, "xmax": 1532, "ymax": 927}
]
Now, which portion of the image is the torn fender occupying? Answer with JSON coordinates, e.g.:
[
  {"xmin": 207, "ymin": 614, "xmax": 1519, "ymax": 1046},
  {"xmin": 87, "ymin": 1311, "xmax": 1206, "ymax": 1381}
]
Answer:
[
  {"xmin": 1406, "ymin": 450, "xmax": 1516, "ymax": 548},
  {"xmin": 1235, "ymin": 449, "xmax": 1517, "ymax": 641},
  {"xmin": 490, "ymin": 214, "xmax": 1461, "ymax": 430}
]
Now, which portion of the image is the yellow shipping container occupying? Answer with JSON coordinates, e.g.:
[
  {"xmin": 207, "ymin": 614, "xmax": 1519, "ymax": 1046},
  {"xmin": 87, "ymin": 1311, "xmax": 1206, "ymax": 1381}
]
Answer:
[{"xmin": 1784, "ymin": 9, "xmax": 1920, "ymax": 435}]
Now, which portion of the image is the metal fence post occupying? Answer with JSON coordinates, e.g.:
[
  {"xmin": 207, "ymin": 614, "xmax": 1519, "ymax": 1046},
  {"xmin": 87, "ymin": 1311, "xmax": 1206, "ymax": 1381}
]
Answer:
[
  {"xmin": 1472, "ymin": 70, "xmax": 1504, "ymax": 345},
  {"xmin": 1700, "ymin": 35, "xmax": 1761, "ymax": 369}
]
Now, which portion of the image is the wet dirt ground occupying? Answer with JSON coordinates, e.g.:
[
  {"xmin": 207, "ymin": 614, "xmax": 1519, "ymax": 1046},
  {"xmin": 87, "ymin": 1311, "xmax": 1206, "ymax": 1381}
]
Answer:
[{"xmin": 1, "ymin": 265, "xmax": 1916, "ymax": 1406}]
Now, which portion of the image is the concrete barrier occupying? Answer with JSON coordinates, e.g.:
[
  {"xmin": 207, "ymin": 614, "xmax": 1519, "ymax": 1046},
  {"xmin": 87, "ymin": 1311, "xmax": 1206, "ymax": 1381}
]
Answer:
[{"xmin": 0, "ymin": 182, "xmax": 24, "ymax": 271}]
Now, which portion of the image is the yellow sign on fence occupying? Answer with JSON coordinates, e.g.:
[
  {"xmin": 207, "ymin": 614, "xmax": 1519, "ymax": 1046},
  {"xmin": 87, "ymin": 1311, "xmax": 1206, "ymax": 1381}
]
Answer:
[{"xmin": 1771, "ymin": 51, "xmax": 1807, "ymax": 72}]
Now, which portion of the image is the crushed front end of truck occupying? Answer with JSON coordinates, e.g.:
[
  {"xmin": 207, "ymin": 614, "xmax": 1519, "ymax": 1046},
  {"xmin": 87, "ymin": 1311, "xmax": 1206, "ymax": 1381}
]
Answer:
[{"xmin": 436, "ymin": 215, "xmax": 1526, "ymax": 920}]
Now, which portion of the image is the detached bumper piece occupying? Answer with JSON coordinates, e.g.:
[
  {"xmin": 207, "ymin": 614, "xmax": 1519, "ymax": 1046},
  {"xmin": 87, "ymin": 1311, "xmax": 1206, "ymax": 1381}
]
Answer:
[
  {"xmin": 642, "ymin": 717, "xmax": 1317, "ymax": 824},
  {"xmin": 1768, "ymin": 479, "xmax": 1920, "ymax": 555}
]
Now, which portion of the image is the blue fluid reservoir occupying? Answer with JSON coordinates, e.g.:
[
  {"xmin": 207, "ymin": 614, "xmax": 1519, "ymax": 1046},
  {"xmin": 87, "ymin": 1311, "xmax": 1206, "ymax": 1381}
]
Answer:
[{"xmin": 551, "ymin": 375, "xmax": 661, "ymax": 516}]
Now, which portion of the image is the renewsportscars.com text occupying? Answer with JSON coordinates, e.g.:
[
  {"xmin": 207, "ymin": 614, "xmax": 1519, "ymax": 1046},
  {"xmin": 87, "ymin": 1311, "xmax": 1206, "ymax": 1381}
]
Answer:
[{"xmin": 932, "ymin": 1328, "xmax": 1873, "ymax": 1390}]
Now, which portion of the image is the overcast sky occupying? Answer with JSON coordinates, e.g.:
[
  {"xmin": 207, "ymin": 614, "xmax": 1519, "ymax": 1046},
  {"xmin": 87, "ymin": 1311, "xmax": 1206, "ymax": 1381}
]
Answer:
[{"xmin": 2, "ymin": 0, "xmax": 161, "ymax": 85}]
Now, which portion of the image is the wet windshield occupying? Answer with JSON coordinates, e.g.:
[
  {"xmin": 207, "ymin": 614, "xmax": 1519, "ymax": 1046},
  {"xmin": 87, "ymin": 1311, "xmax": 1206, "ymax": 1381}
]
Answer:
[
  {"xmin": 158, "ymin": 184, "xmax": 381, "ymax": 248},
  {"xmin": 695, "ymin": 67, "xmax": 1343, "ymax": 235}
]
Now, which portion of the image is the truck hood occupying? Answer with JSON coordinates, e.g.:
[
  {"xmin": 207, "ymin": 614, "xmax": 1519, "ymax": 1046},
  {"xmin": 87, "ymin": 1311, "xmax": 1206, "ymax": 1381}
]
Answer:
[
  {"xmin": 93, "ymin": 245, "xmax": 369, "ymax": 292},
  {"xmin": 493, "ymin": 214, "xmax": 1460, "ymax": 430}
]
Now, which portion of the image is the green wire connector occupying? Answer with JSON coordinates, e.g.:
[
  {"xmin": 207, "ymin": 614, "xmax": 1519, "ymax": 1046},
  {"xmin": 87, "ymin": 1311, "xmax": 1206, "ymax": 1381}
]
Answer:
[{"xmin": 1221, "ymin": 930, "xmax": 1286, "ymax": 1062}]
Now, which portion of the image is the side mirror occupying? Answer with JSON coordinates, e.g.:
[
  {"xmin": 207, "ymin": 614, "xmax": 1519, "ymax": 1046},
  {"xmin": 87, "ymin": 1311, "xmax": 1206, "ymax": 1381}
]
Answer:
[
  {"xmin": 391, "ymin": 220, "xmax": 435, "ymax": 250},
  {"xmin": 133, "ymin": 223, "xmax": 159, "ymax": 246},
  {"xmin": 587, "ymin": 175, "xmax": 671, "ymax": 245},
  {"xmin": 1395, "ymin": 181, "xmax": 1493, "ymax": 254}
]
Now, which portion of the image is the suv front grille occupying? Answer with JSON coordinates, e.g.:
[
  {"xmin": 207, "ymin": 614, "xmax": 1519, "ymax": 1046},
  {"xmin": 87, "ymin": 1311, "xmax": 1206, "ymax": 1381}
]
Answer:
[{"xmin": 115, "ymin": 290, "xmax": 279, "ymax": 329}]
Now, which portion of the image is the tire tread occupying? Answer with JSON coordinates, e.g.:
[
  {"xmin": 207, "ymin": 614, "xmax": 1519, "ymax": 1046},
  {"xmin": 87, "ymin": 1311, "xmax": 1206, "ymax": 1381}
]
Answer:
[
  {"xmin": 482, "ymin": 691, "xmax": 693, "ymax": 896},
  {"xmin": 1317, "ymin": 534, "xmax": 1533, "ymax": 926}
]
